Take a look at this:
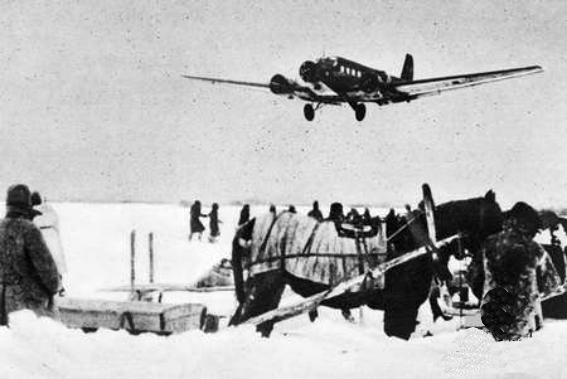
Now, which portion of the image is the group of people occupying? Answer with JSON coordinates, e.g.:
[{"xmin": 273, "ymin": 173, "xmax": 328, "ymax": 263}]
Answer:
[
  {"xmin": 236, "ymin": 200, "xmax": 373, "ymax": 226},
  {"xmin": 189, "ymin": 201, "xmax": 223, "ymax": 242},
  {"xmin": 0, "ymin": 184, "xmax": 66, "ymax": 326}
]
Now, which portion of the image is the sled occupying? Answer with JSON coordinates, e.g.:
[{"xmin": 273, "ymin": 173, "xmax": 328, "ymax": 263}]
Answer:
[{"xmin": 57, "ymin": 297, "xmax": 216, "ymax": 335}]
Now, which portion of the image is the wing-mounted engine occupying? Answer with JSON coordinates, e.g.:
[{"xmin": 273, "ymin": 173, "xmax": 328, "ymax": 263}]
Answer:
[
  {"xmin": 269, "ymin": 74, "xmax": 295, "ymax": 95},
  {"xmin": 359, "ymin": 71, "xmax": 390, "ymax": 93}
]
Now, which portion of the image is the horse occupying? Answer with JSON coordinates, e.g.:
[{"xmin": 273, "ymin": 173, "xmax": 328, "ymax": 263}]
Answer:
[
  {"xmin": 380, "ymin": 190, "xmax": 503, "ymax": 339},
  {"xmin": 229, "ymin": 190, "xmax": 503, "ymax": 339}
]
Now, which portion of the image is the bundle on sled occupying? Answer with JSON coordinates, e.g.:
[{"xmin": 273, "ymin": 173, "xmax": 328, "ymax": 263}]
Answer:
[{"xmin": 193, "ymin": 258, "xmax": 235, "ymax": 289}]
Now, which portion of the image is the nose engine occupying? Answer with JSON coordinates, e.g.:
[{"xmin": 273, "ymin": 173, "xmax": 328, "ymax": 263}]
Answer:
[{"xmin": 299, "ymin": 60, "xmax": 318, "ymax": 83}]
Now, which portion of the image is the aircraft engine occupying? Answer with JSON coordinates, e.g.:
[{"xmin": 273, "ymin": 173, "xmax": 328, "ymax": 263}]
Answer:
[
  {"xmin": 269, "ymin": 74, "xmax": 294, "ymax": 94},
  {"xmin": 360, "ymin": 72, "xmax": 383, "ymax": 93},
  {"xmin": 299, "ymin": 60, "xmax": 317, "ymax": 83}
]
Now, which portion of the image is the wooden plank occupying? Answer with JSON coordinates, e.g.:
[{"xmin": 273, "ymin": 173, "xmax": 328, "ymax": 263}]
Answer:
[
  {"xmin": 57, "ymin": 297, "xmax": 207, "ymax": 334},
  {"xmin": 100, "ymin": 284, "xmax": 235, "ymax": 293},
  {"xmin": 422, "ymin": 183, "xmax": 437, "ymax": 244}
]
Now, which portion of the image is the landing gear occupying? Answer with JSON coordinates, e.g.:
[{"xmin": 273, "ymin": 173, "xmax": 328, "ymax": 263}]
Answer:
[
  {"xmin": 355, "ymin": 103, "xmax": 366, "ymax": 122},
  {"xmin": 303, "ymin": 104, "xmax": 315, "ymax": 121}
]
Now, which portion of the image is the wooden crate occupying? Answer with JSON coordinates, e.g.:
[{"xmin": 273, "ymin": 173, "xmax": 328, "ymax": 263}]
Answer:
[{"xmin": 57, "ymin": 297, "xmax": 208, "ymax": 335}]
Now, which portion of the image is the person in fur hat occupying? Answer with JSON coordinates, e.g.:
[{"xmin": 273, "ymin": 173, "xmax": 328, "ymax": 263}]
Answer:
[
  {"xmin": 480, "ymin": 202, "xmax": 562, "ymax": 340},
  {"xmin": 0, "ymin": 184, "xmax": 60, "ymax": 325}
]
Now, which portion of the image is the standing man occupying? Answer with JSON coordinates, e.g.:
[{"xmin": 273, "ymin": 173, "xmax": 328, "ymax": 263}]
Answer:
[
  {"xmin": 238, "ymin": 204, "xmax": 250, "ymax": 227},
  {"xmin": 479, "ymin": 202, "xmax": 562, "ymax": 340},
  {"xmin": 307, "ymin": 201, "xmax": 323, "ymax": 222},
  {"xmin": 189, "ymin": 200, "xmax": 207, "ymax": 241},
  {"xmin": 0, "ymin": 184, "xmax": 60, "ymax": 325},
  {"xmin": 208, "ymin": 203, "xmax": 222, "ymax": 243}
]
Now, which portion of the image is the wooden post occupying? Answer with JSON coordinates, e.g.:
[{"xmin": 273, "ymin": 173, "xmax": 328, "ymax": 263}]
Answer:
[
  {"xmin": 149, "ymin": 232, "xmax": 154, "ymax": 284},
  {"xmin": 130, "ymin": 230, "xmax": 136, "ymax": 300}
]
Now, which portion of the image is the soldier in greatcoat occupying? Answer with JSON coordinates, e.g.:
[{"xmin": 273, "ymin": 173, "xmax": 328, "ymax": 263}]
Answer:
[
  {"xmin": 0, "ymin": 184, "xmax": 60, "ymax": 325},
  {"xmin": 478, "ymin": 202, "xmax": 562, "ymax": 340}
]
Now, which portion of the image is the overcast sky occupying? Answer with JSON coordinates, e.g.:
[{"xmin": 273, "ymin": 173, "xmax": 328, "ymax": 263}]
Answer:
[{"xmin": 1, "ymin": 0, "xmax": 566, "ymax": 209}]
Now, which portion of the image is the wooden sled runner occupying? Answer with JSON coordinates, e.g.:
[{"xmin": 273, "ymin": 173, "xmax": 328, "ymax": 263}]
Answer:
[{"xmin": 57, "ymin": 297, "xmax": 217, "ymax": 335}]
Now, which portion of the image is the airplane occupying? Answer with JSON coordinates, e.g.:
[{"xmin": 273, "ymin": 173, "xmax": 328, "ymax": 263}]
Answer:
[{"xmin": 182, "ymin": 54, "xmax": 543, "ymax": 122}]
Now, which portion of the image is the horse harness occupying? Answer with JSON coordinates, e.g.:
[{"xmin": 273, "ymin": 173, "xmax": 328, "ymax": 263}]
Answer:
[{"xmin": 250, "ymin": 213, "xmax": 379, "ymax": 274}]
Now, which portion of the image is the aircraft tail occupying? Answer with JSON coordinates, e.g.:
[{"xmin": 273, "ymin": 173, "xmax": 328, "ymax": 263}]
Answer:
[{"xmin": 401, "ymin": 54, "xmax": 414, "ymax": 81}]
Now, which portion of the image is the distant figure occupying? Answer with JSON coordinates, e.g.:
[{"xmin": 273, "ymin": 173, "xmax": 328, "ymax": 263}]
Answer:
[
  {"xmin": 208, "ymin": 203, "xmax": 222, "ymax": 243},
  {"xmin": 363, "ymin": 208, "xmax": 372, "ymax": 225},
  {"xmin": 31, "ymin": 192, "xmax": 67, "ymax": 288},
  {"xmin": 307, "ymin": 201, "xmax": 323, "ymax": 222},
  {"xmin": 326, "ymin": 202, "xmax": 344, "ymax": 224},
  {"xmin": 0, "ymin": 184, "xmax": 60, "ymax": 325},
  {"xmin": 288, "ymin": 205, "xmax": 297, "ymax": 214},
  {"xmin": 238, "ymin": 204, "xmax": 250, "ymax": 227},
  {"xmin": 269, "ymin": 204, "xmax": 277, "ymax": 215},
  {"xmin": 346, "ymin": 208, "xmax": 361, "ymax": 224},
  {"xmin": 189, "ymin": 200, "xmax": 207, "ymax": 241}
]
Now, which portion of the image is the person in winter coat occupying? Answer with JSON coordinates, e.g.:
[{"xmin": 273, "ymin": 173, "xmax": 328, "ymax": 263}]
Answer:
[
  {"xmin": 269, "ymin": 204, "xmax": 277, "ymax": 215},
  {"xmin": 326, "ymin": 202, "xmax": 344, "ymax": 224},
  {"xmin": 189, "ymin": 200, "xmax": 207, "ymax": 241},
  {"xmin": 479, "ymin": 202, "xmax": 562, "ymax": 341},
  {"xmin": 208, "ymin": 203, "xmax": 222, "ymax": 243},
  {"xmin": 30, "ymin": 192, "xmax": 67, "ymax": 288},
  {"xmin": 307, "ymin": 201, "xmax": 323, "ymax": 222},
  {"xmin": 238, "ymin": 204, "xmax": 250, "ymax": 227},
  {"xmin": 0, "ymin": 184, "xmax": 61, "ymax": 325}
]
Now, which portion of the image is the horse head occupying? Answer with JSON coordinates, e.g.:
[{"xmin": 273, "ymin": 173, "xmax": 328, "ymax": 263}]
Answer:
[
  {"xmin": 385, "ymin": 190, "xmax": 503, "ymax": 257},
  {"xmin": 435, "ymin": 190, "xmax": 503, "ymax": 242}
]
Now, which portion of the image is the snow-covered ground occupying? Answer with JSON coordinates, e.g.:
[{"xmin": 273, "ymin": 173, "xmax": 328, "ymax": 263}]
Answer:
[{"xmin": 0, "ymin": 203, "xmax": 566, "ymax": 379}]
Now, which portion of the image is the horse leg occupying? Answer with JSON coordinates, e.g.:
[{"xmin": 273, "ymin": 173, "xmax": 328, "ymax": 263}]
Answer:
[
  {"xmin": 383, "ymin": 299, "xmax": 421, "ymax": 340},
  {"xmin": 384, "ymin": 256, "xmax": 433, "ymax": 340},
  {"xmin": 229, "ymin": 270, "xmax": 286, "ymax": 337},
  {"xmin": 285, "ymin": 274, "xmax": 328, "ymax": 323}
]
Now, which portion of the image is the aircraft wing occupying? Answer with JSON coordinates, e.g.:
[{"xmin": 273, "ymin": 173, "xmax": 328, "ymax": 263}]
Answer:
[
  {"xmin": 183, "ymin": 73, "xmax": 343, "ymax": 105},
  {"xmin": 394, "ymin": 65, "xmax": 543, "ymax": 98},
  {"xmin": 182, "ymin": 74, "xmax": 270, "ymax": 89}
]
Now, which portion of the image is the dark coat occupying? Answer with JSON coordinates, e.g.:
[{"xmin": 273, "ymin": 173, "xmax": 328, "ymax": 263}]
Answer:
[
  {"xmin": 190, "ymin": 203, "xmax": 206, "ymax": 233},
  {"xmin": 238, "ymin": 206, "xmax": 250, "ymax": 227},
  {"xmin": 307, "ymin": 208, "xmax": 323, "ymax": 222},
  {"xmin": 209, "ymin": 209, "xmax": 220, "ymax": 237},
  {"xmin": 0, "ymin": 217, "xmax": 60, "ymax": 324},
  {"xmin": 478, "ymin": 225, "xmax": 561, "ymax": 340}
]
